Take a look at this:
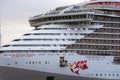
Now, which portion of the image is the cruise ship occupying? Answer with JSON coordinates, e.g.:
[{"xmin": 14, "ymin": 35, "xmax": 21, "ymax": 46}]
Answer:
[{"xmin": 0, "ymin": 0, "xmax": 120, "ymax": 80}]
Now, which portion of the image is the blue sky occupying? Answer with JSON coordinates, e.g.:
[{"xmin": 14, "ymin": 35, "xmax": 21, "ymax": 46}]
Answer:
[{"xmin": 0, "ymin": 0, "xmax": 84, "ymax": 45}]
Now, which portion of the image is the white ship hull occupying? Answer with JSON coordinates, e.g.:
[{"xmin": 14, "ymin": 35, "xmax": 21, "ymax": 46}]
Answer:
[
  {"xmin": 0, "ymin": 54, "xmax": 120, "ymax": 80},
  {"xmin": 0, "ymin": 66, "xmax": 119, "ymax": 80}
]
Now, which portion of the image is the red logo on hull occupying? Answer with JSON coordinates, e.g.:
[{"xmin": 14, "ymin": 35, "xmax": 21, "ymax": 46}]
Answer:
[{"xmin": 69, "ymin": 60, "xmax": 88, "ymax": 75}]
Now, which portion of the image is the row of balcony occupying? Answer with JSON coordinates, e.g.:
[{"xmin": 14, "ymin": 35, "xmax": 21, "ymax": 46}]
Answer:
[
  {"xmin": 76, "ymin": 39, "xmax": 120, "ymax": 44},
  {"xmin": 77, "ymin": 50, "xmax": 120, "ymax": 56},
  {"xmin": 95, "ymin": 28, "xmax": 120, "ymax": 33},
  {"xmin": 93, "ymin": 16, "xmax": 120, "ymax": 22},
  {"xmin": 67, "ymin": 45, "xmax": 120, "ymax": 50},
  {"xmin": 86, "ymin": 33, "xmax": 120, "ymax": 39}
]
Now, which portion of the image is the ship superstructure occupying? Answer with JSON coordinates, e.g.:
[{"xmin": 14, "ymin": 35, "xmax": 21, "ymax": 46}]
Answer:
[{"xmin": 0, "ymin": 0, "xmax": 120, "ymax": 80}]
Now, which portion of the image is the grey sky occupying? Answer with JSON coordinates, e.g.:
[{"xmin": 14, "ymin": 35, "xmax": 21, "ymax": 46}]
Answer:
[{"xmin": 0, "ymin": 0, "xmax": 84, "ymax": 45}]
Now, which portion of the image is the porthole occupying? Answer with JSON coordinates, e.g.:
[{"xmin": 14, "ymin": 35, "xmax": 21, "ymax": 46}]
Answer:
[
  {"xmin": 96, "ymin": 74, "xmax": 98, "ymax": 76},
  {"xmin": 45, "ymin": 61, "xmax": 47, "ymax": 64},
  {"xmin": 15, "ymin": 62, "xmax": 18, "ymax": 64},
  {"xmin": 39, "ymin": 61, "xmax": 41, "ymax": 64},
  {"xmin": 4, "ymin": 55, "xmax": 7, "ymax": 56},
  {"xmin": 32, "ymin": 61, "xmax": 34, "ymax": 64},
  {"xmin": 100, "ymin": 74, "xmax": 102, "ymax": 76},
  {"xmin": 104, "ymin": 74, "xmax": 106, "ymax": 76},
  {"xmin": 7, "ymin": 63, "xmax": 10, "ymax": 65},
  {"xmin": 108, "ymin": 74, "xmax": 111, "ymax": 76},
  {"xmin": 29, "ymin": 61, "xmax": 31, "ymax": 64}
]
